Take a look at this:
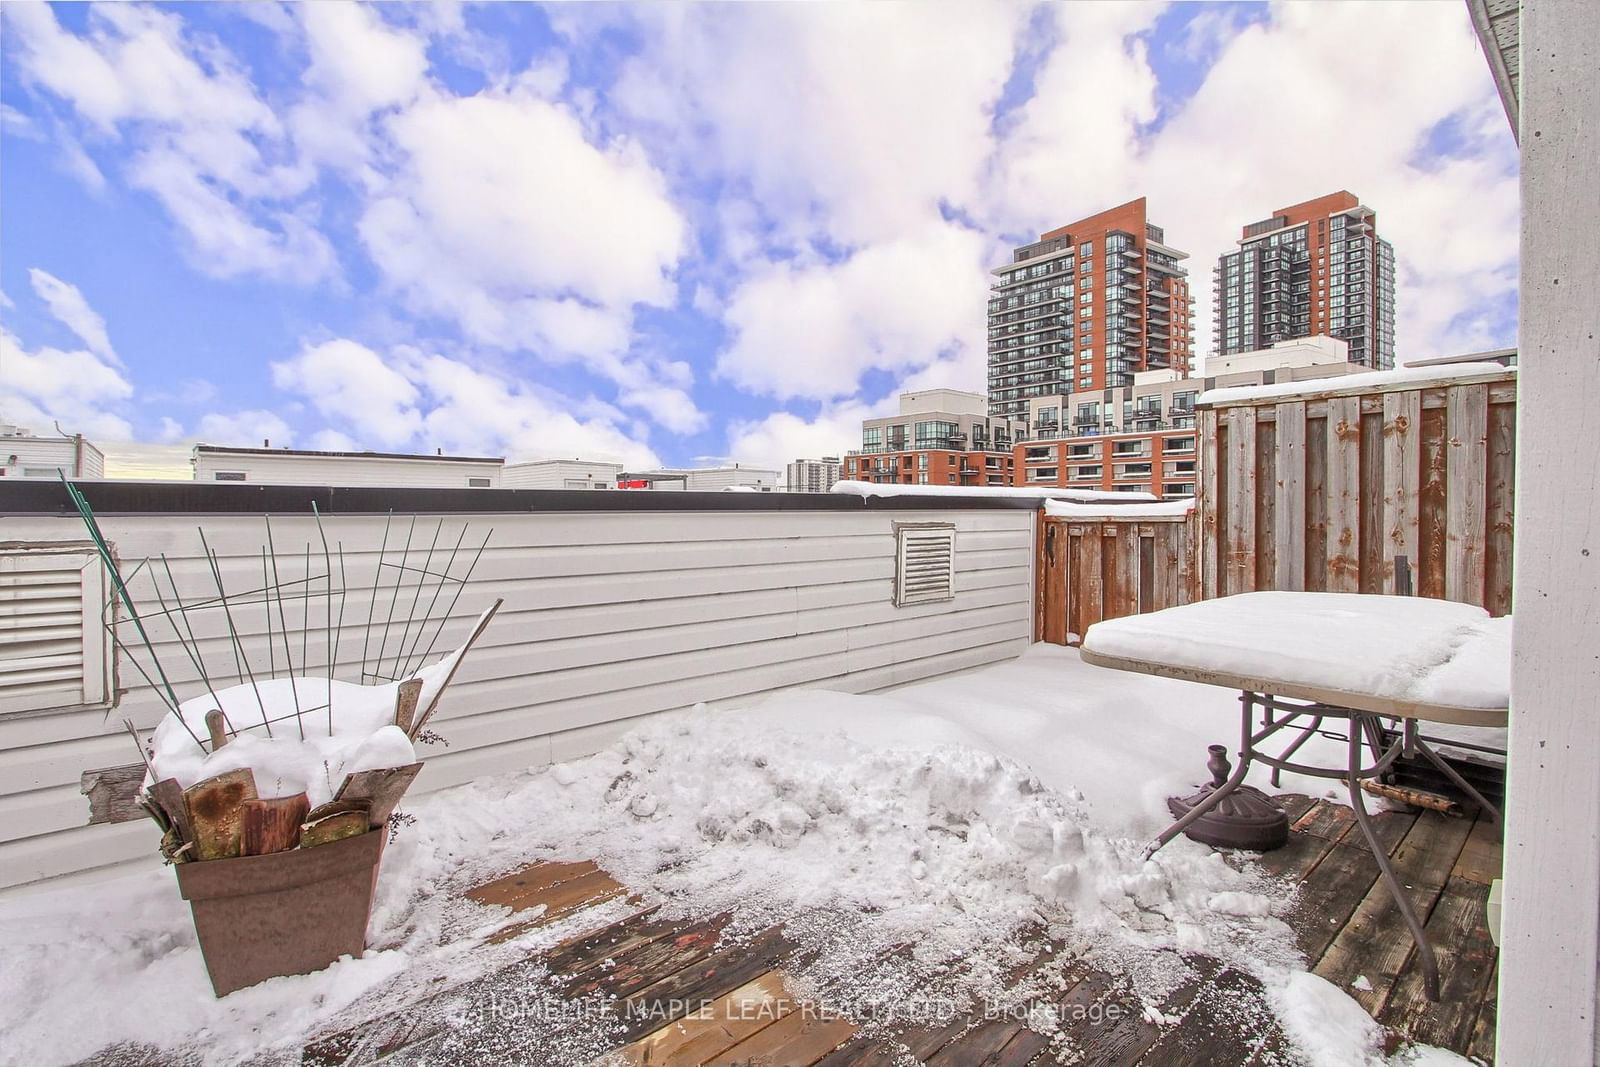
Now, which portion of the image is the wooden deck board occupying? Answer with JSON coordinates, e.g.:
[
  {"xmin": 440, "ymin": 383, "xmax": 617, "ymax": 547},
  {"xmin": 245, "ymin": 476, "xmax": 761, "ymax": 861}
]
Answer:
[
  {"xmin": 1313, "ymin": 810, "xmax": 1476, "ymax": 1013},
  {"xmin": 282, "ymin": 806, "xmax": 1502, "ymax": 1067}
]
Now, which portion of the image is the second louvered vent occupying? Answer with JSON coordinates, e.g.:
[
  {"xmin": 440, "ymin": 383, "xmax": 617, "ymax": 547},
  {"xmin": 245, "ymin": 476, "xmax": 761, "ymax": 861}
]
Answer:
[{"xmin": 893, "ymin": 522, "xmax": 956, "ymax": 606}]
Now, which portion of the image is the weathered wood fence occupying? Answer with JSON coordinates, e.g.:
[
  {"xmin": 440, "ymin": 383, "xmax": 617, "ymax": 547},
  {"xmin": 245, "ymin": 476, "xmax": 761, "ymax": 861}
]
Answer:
[
  {"xmin": 1037, "ymin": 510, "xmax": 1197, "ymax": 644},
  {"xmin": 1034, "ymin": 366, "xmax": 1517, "ymax": 645},
  {"xmin": 1198, "ymin": 368, "xmax": 1516, "ymax": 614}
]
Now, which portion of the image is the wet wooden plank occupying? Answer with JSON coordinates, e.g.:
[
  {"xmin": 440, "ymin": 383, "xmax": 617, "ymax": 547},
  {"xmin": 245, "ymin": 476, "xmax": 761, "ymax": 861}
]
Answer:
[
  {"xmin": 1450, "ymin": 815, "xmax": 1503, "ymax": 886},
  {"xmin": 542, "ymin": 907, "xmax": 674, "ymax": 982},
  {"xmin": 1137, "ymin": 966, "xmax": 1280, "ymax": 1067},
  {"xmin": 1290, "ymin": 839, "xmax": 1382, "ymax": 963},
  {"xmin": 613, "ymin": 969, "xmax": 792, "ymax": 1066},
  {"xmin": 467, "ymin": 859, "xmax": 604, "ymax": 912},
  {"xmin": 615, "ymin": 925, "xmax": 798, "ymax": 1045},
  {"xmin": 487, "ymin": 867, "xmax": 628, "ymax": 944},
  {"xmin": 1292, "ymin": 799, "xmax": 1357, "ymax": 842},
  {"xmin": 714, "ymin": 1006, "xmax": 856, "ymax": 1067},
  {"xmin": 1378, "ymin": 876, "xmax": 1498, "ymax": 1053},
  {"xmin": 1445, "ymin": 383, "xmax": 1489, "ymax": 607},
  {"xmin": 1077, "ymin": 523, "xmax": 1104, "ymax": 632},
  {"xmin": 1313, "ymin": 811, "xmax": 1476, "ymax": 1012},
  {"xmin": 1465, "ymin": 958, "xmax": 1499, "ymax": 1064},
  {"xmin": 566, "ymin": 914, "xmax": 736, "ymax": 1001}
]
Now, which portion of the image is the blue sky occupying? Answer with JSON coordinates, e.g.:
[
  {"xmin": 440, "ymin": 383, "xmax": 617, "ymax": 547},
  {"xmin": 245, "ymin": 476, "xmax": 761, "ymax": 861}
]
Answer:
[{"xmin": 0, "ymin": 1, "xmax": 1518, "ymax": 475}]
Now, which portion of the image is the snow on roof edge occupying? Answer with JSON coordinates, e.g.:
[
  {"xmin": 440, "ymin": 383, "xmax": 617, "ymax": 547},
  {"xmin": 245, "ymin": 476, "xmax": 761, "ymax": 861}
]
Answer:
[
  {"xmin": 830, "ymin": 480, "xmax": 1157, "ymax": 504},
  {"xmin": 1044, "ymin": 497, "xmax": 1195, "ymax": 519},
  {"xmin": 1199, "ymin": 362, "xmax": 1515, "ymax": 408}
]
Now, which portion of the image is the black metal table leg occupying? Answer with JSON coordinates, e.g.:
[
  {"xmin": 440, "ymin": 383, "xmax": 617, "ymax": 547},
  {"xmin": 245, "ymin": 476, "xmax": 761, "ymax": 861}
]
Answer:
[{"xmin": 1347, "ymin": 713, "xmax": 1441, "ymax": 1002}]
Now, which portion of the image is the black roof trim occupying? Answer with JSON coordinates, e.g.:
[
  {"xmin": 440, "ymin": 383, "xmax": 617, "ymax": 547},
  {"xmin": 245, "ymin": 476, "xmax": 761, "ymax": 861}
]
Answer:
[
  {"xmin": 194, "ymin": 445, "xmax": 503, "ymax": 464},
  {"xmin": 0, "ymin": 480, "xmax": 1045, "ymax": 516}
]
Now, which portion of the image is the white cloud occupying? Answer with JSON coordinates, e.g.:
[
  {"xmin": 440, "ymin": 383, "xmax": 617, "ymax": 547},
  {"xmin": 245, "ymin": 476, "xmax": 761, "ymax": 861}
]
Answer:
[
  {"xmin": 725, "ymin": 397, "xmax": 889, "ymax": 472},
  {"xmin": 718, "ymin": 222, "xmax": 992, "ymax": 401},
  {"xmin": 271, "ymin": 339, "xmax": 422, "ymax": 447},
  {"xmin": 3, "ymin": 2, "xmax": 329, "ymax": 282},
  {"xmin": 28, "ymin": 268, "xmax": 119, "ymax": 366},
  {"xmin": 194, "ymin": 409, "xmax": 295, "ymax": 448},
  {"xmin": 0, "ymin": 325, "xmax": 133, "ymax": 440}
]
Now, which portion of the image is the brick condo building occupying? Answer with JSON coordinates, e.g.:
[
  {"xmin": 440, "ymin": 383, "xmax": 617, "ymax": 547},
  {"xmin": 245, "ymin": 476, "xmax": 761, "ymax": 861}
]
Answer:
[
  {"xmin": 1012, "ymin": 337, "xmax": 1362, "ymax": 498},
  {"xmin": 987, "ymin": 198, "xmax": 1194, "ymax": 422},
  {"xmin": 840, "ymin": 389, "xmax": 1022, "ymax": 488},
  {"xmin": 1214, "ymin": 191, "xmax": 1396, "ymax": 368}
]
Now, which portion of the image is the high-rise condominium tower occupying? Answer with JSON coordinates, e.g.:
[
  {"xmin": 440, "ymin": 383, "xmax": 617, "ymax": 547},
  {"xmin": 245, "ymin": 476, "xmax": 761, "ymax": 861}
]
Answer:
[
  {"xmin": 1214, "ymin": 191, "xmax": 1396, "ymax": 368},
  {"xmin": 987, "ymin": 198, "xmax": 1192, "ymax": 422}
]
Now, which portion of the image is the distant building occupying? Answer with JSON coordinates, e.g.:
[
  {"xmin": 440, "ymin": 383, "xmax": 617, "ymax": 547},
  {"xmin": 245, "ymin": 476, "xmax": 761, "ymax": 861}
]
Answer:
[
  {"xmin": 840, "ymin": 389, "xmax": 1022, "ymax": 488},
  {"xmin": 0, "ymin": 424, "xmax": 104, "ymax": 479},
  {"xmin": 988, "ymin": 197, "xmax": 1194, "ymax": 422},
  {"xmin": 1014, "ymin": 338, "xmax": 1362, "ymax": 499},
  {"xmin": 501, "ymin": 459, "xmax": 622, "ymax": 490},
  {"xmin": 785, "ymin": 457, "xmax": 842, "ymax": 493},
  {"xmin": 1214, "ymin": 191, "xmax": 1396, "ymax": 369},
  {"xmin": 192, "ymin": 444, "xmax": 503, "ymax": 488},
  {"xmin": 618, "ymin": 465, "xmax": 782, "ymax": 491}
]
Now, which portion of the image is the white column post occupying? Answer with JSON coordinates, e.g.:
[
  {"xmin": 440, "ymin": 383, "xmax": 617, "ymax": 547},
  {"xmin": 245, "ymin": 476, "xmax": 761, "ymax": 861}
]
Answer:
[{"xmin": 1499, "ymin": 0, "xmax": 1600, "ymax": 1062}]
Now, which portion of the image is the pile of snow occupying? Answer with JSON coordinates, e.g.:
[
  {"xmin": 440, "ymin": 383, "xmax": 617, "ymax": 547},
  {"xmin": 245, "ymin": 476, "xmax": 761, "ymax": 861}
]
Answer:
[
  {"xmin": 830, "ymin": 479, "xmax": 1155, "ymax": 503},
  {"xmin": 147, "ymin": 635, "xmax": 473, "ymax": 807},
  {"xmin": 1083, "ymin": 592, "xmax": 1511, "ymax": 711},
  {"xmin": 1199, "ymin": 361, "xmax": 1514, "ymax": 407},
  {"xmin": 1, "ymin": 645, "xmax": 1481, "ymax": 1066},
  {"xmin": 1044, "ymin": 497, "xmax": 1195, "ymax": 519}
]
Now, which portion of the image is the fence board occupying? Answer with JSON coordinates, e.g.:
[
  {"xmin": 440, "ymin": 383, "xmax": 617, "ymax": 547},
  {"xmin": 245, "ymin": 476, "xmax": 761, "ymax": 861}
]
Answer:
[
  {"xmin": 1256, "ymin": 421, "xmax": 1277, "ymax": 592},
  {"xmin": 1382, "ymin": 391, "xmax": 1422, "ymax": 596},
  {"xmin": 1200, "ymin": 410, "xmax": 1221, "ymax": 601},
  {"xmin": 1306, "ymin": 418, "xmax": 1329, "ymax": 592},
  {"xmin": 1326, "ymin": 395, "xmax": 1362, "ymax": 593},
  {"xmin": 1359, "ymin": 412, "xmax": 1385, "ymax": 594},
  {"xmin": 1274, "ymin": 402, "xmax": 1307, "ymax": 592},
  {"xmin": 1485, "ymin": 401, "xmax": 1516, "ymax": 617},
  {"xmin": 1138, "ymin": 532, "xmax": 1156, "ymax": 614},
  {"xmin": 1446, "ymin": 384, "xmax": 1490, "ymax": 607},
  {"xmin": 1419, "ymin": 405, "xmax": 1449, "ymax": 600},
  {"xmin": 1224, "ymin": 408, "xmax": 1257, "ymax": 596},
  {"xmin": 1077, "ymin": 525, "xmax": 1103, "ymax": 638}
]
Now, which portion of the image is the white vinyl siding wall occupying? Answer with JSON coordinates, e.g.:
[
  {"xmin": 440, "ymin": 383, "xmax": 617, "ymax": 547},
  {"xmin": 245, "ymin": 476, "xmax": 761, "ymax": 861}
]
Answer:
[
  {"xmin": 0, "ymin": 506, "xmax": 1034, "ymax": 896},
  {"xmin": 192, "ymin": 453, "xmax": 504, "ymax": 488}
]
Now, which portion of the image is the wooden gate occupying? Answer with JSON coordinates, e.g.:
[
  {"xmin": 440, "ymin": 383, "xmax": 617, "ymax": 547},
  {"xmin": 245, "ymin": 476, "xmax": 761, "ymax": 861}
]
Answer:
[{"xmin": 1038, "ymin": 510, "xmax": 1197, "ymax": 645}]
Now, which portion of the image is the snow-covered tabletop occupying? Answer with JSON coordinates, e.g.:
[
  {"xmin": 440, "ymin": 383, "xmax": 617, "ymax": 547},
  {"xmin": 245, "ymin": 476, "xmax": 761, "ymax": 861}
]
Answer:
[{"xmin": 1080, "ymin": 591, "xmax": 1510, "ymax": 727}]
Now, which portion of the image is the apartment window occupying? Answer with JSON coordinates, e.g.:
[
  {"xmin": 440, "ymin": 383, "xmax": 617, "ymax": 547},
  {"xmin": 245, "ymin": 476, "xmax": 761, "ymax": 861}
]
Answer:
[
  {"xmin": 918, "ymin": 454, "xmax": 929, "ymax": 471},
  {"xmin": 1165, "ymin": 436, "xmax": 1196, "ymax": 453},
  {"xmin": 1037, "ymin": 406, "xmax": 1058, "ymax": 425},
  {"xmin": 1, "ymin": 547, "xmax": 111, "ymax": 714},
  {"xmin": 1068, "ymin": 443, "xmax": 1095, "ymax": 458},
  {"xmin": 1028, "ymin": 468, "xmax": 1059, "ymax": 482},
  {"xmin": 467, "ymin": 477, "xmax": 492, "ymax": 488},
  {"xmin": 1078, "ymin": 241, "xmax": 1093, "ymax": 258},
  {"xmin": 1078, "ymin": 276, "xmax": 1092, "ymax": 291},
  {"xmin": 213, "ymin": 471, "xmax": 247, "ymax": 481},
  {"xmin": 1070, "ymin": 465, "xmax": 1102, "ymax": 480},
  {"xmin": 1112, "ymin": 440, "xmax": 1146, "ymax": 456}
]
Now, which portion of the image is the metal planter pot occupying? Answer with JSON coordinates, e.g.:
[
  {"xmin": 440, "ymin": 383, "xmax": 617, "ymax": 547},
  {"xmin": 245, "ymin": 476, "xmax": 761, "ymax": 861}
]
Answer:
[{"xmin": 175, "ymin": 830, "xmax": 385, "ymax": 997}]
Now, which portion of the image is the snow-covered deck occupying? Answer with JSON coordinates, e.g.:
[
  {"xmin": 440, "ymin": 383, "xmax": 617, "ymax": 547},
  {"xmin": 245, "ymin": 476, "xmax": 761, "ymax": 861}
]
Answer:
[{"xmin": 1, "ymin": 648, "xmax": 1501, "ymax": 1066}]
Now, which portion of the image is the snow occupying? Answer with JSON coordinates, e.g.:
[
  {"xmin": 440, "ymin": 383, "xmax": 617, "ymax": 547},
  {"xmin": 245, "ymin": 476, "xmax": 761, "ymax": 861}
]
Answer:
[
  {"xmin": 143, "ymin": 606, "xmax": 491, "ymax": 807},
  {"xmin": 830, "ymin": 479, "xmax": 1156, "ymax": 503},
  {"xmin": 0, "ymin": 644, "xmax": 1466, "ymax": 1066},
  {"xmin": 1044, "ymin": 497, "xmax": 1195, "ymax": 519},
  {"xmin": 1199, "ymin": 361, "xmax": 1514, "ymax": 407},
  {"xmin": 1082, "ymin": 592, "xmax": 1512, "ymax": 711}
]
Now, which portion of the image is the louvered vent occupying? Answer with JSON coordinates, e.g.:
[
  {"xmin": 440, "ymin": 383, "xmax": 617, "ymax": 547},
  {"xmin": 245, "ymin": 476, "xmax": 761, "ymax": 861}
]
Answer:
[
  {"xmin": 0, "ymin": 548, "xmax": 110, "ymax": 715},
  {"xmin": 893, "ymin": 523, "xmax": 956, "ymax": 606}
]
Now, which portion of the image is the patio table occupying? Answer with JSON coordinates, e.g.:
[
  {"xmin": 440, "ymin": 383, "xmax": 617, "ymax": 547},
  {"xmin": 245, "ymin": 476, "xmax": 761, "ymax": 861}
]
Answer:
[{"xmin": 1079, "ymin": 591, "xmax": 1509, "ymax": 1002}]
